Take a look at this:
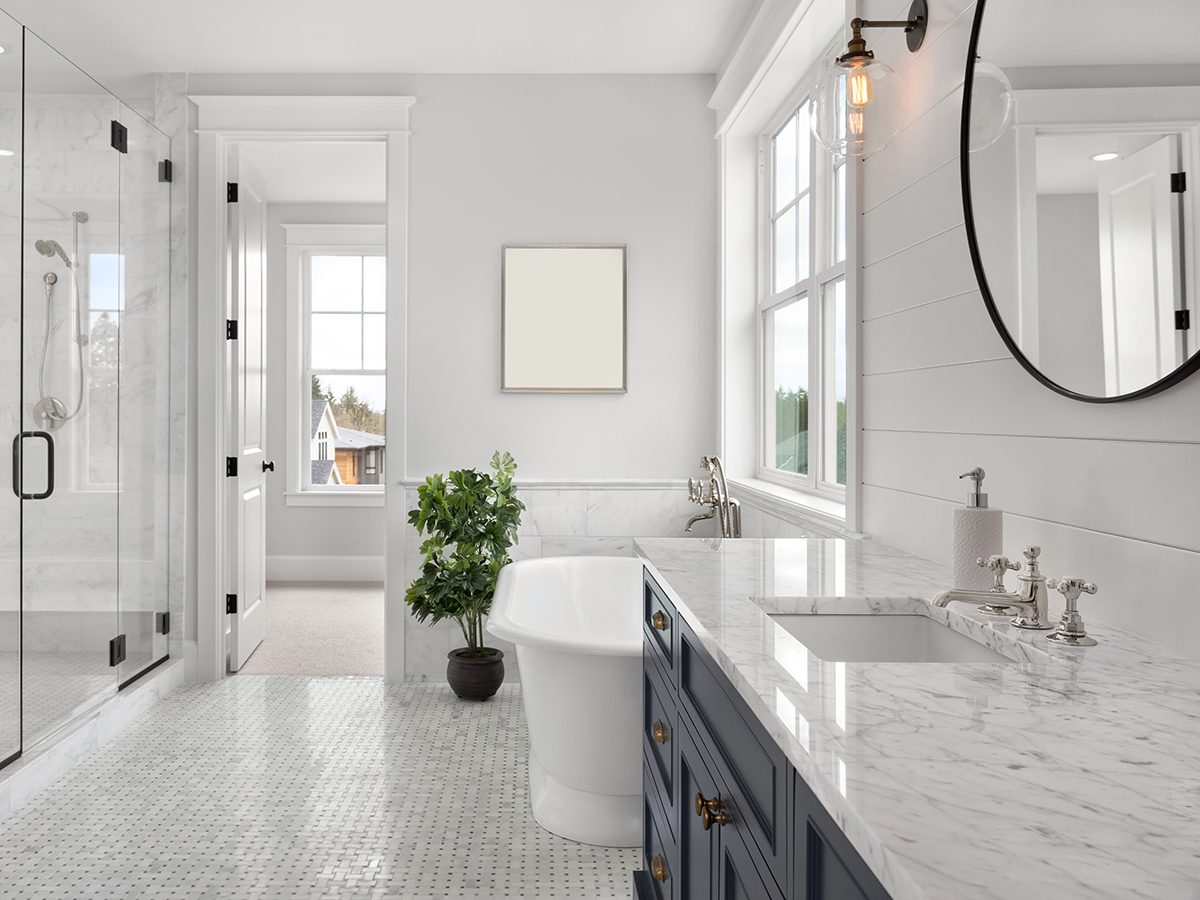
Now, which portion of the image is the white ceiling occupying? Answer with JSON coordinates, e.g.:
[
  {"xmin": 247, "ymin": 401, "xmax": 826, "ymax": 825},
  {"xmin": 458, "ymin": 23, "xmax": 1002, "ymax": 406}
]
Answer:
[
  {"xmin": 1, "ymin": 0, "xmax": 755, "ymax": 96},
  {"xmin": 980, "ymin": 0, "xmax": 1200, "ymax": 68},
  {"xmin": 1035, "ymin": 132, "xmax": 1167, "ymax": 195},
  {"xmin": 238, "ymin": 142, "xmax": 387, "ymax": 204}
]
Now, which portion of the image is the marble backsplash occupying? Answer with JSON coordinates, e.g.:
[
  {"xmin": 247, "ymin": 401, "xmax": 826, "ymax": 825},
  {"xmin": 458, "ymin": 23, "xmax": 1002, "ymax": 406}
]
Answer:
[{"xmin": 399, "ymin": 481, "xmax": 841, "ymax": 680}]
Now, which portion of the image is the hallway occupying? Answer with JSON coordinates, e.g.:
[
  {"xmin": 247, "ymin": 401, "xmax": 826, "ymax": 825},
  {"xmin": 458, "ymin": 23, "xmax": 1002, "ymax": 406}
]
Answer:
[
  {"xmin": 0, "ymin": 678, "xmax": 635, "ymax": 899},
  {"xmin": 238, "ymin": 584, "xmax": 384, "ymax": 676}
]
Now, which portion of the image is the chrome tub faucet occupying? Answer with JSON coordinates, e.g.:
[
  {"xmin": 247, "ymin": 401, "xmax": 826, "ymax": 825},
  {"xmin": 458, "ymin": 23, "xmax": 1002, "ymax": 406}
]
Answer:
[{"xmin": 685, "ymin": 455, "xmax": 742, "ymax": 538}]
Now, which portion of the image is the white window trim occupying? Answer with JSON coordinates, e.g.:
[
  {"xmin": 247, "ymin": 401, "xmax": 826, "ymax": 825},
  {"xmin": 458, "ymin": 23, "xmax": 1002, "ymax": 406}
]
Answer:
[
  {"xmin": 756, "ymin": 68, "xmax": 850, "ymax": 506},
  {"xmin": 283, "ymin": 223, "xmax": 386, "ymax": 508}
]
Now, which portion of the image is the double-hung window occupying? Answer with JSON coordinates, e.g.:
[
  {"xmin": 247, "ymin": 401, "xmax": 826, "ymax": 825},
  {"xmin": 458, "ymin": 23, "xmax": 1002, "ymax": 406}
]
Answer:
[
  {"xmin": 304, "ymin": 251, "xmax": 386, "ymax": 491},
  {"xmin": 760, "ymin": 91, "xmax": 848, "ymax": 497}
]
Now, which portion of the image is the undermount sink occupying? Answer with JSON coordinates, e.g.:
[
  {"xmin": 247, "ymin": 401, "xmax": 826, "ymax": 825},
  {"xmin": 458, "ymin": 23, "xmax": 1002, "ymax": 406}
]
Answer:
[{"xmin": 769, "ymin": 614, "xmax": 1011, "ymax": 663}]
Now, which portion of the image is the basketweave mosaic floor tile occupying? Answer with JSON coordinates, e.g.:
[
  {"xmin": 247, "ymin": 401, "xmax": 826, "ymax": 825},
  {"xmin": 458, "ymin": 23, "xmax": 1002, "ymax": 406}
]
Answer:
[{"xmin": 0, "ymin": 678, "xmax": 637, "ymax": 899}]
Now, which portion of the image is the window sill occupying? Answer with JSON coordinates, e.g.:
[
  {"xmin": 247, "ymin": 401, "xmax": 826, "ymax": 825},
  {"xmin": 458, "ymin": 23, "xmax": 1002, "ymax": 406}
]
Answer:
[
  {"xmin": 729, "ymin": 477, "xmax": 853, "ymax": 534},
  {"xmin": 284, "ymin": 491, "xmax": 384, "ymax": 508}
]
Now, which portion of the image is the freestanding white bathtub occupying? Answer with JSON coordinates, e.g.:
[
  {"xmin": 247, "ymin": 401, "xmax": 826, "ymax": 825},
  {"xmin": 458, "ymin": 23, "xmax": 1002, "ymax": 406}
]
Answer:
[{"xmin": 488, "ymin": 556, "xmax": 644, "ymax": 847}]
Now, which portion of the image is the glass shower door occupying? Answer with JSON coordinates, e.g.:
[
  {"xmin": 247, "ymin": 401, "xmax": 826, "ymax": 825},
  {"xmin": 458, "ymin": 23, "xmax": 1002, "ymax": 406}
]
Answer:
[
  {"xmin": 117, "ymin": 105, "xmax": 171, "ymax": 683},
  {"xmin": 21, "ymin": 32, "xmax": 121, "ymax": 746},
  {"xmin": 0, "ymin": 11, "xmax": 23, "ymax": 767}
]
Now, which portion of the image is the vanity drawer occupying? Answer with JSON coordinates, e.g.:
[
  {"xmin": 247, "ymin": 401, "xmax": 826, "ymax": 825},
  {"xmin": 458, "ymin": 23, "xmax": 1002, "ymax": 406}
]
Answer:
[
  {"xmin": 643, "ymin": 652, "xmax": 677, "ymax": 836},
  {"xmin": 678, "ymin": 623, "xmax": 788, "ymax": 893},
  {"xmin": 644, "ymin": 568, "xmax": 676, "ymax": 672},
  {"xmin": 643, "ymin": 759, "xmax": 679, "ymax": 900}
]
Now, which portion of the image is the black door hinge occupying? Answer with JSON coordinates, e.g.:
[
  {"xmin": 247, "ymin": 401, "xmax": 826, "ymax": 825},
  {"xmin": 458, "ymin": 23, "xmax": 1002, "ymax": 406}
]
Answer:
[
  {"xmin": 226, "ymin": 456, "xmax": 237, "ymax": 477},
  {"xmin": 1171, "ymin": 172, "xmax": 1187, "ymax": 193},
  {"xmin": 158, "ymin": 159, "xmax": 173, "ymax": 183},
  {"xmin": 110, "ymin": 120, "xmax": 128, "ymax": 153},
  {"xmin": 1176, "ymin": 309, "xmax": 1191, "ymax": 331},
  {"xmin": 109, "ymin": 634, "xmax": 127, "ymax": 667},
  {"xmin": 226, "ymin": 594, "xmax": 238, "ymax": 615},
  {"xmin": 156, "ymin": 611, "xmax": 170, "ymax": 635},
  {"xmin": 227, "ymin": 182, "xmax": 239, "ymax": 202},
  {"xmin": 226, "ymin": 319, "xmax": 238, "ymax": 340}
]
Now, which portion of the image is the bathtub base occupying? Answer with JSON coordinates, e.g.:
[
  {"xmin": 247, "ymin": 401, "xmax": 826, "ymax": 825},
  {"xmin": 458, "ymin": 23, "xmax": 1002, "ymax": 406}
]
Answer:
[{"xmin": 529, "ymin": 752, "xmax": 640, "ymax": 848}]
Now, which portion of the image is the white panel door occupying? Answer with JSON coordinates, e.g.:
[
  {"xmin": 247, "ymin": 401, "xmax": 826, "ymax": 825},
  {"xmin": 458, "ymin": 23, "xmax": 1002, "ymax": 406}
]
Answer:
[
  {"xmin": 227, "ymin": 156, "xmax": 268, "ymax": 672},
  {"xmin": 1097, "ymin": 135, "xmax": 1183, "ymax": 394}
]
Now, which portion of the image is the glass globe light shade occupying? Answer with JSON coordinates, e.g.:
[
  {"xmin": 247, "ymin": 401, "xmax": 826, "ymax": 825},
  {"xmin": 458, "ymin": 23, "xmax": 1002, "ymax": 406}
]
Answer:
[
  {"xmin": 966, "ymin": 60, "xmax": 1014, "ymax": 152},
  {"xmin": 811, "ymin": 54, "xmax": 904, "ymax": 158}
]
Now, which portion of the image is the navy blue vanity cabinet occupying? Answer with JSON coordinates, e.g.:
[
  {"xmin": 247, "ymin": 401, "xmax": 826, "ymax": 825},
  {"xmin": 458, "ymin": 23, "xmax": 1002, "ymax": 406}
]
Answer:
[
  {"xmin": 793, "ymin": 772, "xmax": 891, "ymax": 900},
  {"xmin": 635, "ymin": 566, "xmax": 894, "ymax": 900}
]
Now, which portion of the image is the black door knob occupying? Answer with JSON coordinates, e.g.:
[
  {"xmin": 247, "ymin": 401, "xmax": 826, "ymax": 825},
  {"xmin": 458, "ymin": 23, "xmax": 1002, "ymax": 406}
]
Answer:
[{"xmin": 262, "ymin": 461, "xmax": 275, "ymax": 472}]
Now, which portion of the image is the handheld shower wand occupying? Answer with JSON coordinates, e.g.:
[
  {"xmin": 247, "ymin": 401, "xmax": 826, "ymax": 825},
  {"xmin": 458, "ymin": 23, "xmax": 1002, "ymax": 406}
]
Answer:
[
  {"xmin": 33, "ymin": 212, "xmax": 89, "ymax": 430},
  {"xmin": 35, "ymin": 238, "xmax": 72, "ymax": 269}
]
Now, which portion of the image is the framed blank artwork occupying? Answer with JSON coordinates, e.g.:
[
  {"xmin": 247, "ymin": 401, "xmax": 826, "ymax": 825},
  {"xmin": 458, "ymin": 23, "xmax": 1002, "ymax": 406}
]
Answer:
[{"xmin": 501, "ymin": 244, "xmax": 627, "ymax": 392}]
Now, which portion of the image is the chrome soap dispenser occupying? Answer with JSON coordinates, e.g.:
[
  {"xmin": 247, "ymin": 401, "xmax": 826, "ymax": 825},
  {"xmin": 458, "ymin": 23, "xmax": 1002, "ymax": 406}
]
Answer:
[{"xmin": 952, "ymin": 467, "xmax": 1003, "ymax": 592}]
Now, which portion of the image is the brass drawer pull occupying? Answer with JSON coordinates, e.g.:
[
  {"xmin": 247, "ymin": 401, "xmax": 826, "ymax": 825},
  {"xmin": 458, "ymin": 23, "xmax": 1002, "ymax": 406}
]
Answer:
[
  {"xmin": 702, "ymin": 805, "xmax": 732, "ymax": 830},
  {"xmin": 651, "ymin": 610, "xmax": 668, "ymax": 631},
  {"xmin": 695, "ymin": 792, "xmax": 730, "ymax": 830},
  {"xmin": 651, "ymin": 720, "xmax": 669, "ymax": 744},
  {"xmin": 650, "ymin": 854, "xmax": 668, "ymax": 882}
]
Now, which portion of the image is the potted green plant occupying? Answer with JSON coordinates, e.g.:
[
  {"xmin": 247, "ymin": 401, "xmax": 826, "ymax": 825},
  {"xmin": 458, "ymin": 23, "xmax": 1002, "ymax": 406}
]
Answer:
[{"xmin": 406, "ymin": 451, "xmax": 524, "ymax": 700}]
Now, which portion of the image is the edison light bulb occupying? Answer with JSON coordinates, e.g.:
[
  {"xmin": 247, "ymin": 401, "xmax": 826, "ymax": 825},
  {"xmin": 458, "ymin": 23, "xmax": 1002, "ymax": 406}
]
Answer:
[
  {"xmin": 848, "ymin": 110, "xmax": 865, "ymax": 137},
  {"xmin": 847, "ymin": 65, "xmax": 873, "ymax": 109}
]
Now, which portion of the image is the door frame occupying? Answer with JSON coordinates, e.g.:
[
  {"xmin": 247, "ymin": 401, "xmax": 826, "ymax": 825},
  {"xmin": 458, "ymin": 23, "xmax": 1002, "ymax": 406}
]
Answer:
[{"xmin": 192, "ymin": 94, "xmax": 413, "ymax": 683}]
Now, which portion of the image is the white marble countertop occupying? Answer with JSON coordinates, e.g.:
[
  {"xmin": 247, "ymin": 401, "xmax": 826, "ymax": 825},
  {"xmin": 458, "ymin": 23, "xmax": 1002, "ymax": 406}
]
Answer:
[{"xmin": 634, "ymin": 537, "xmax": 1200, "ymax": 900}]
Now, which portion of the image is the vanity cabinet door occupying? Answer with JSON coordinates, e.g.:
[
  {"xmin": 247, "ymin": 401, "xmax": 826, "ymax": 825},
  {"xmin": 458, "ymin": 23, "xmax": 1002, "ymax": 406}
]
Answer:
[
  {"xmin": 718, "ymin": 824, "xmax": 786, "ymax": 900},
  {"xmin": 677, "ymin": 718, "xmax": 719, "ymax": 900}
]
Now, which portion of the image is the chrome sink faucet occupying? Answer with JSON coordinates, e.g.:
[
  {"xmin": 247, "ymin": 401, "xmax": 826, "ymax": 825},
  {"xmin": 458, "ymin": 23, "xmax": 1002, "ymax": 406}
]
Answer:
[
  {"xmin": 933, "ymin": 546, "xmax": 1054, "ymax": 630},
  {"xmin": 685, "ymin": 455, "xmax": 742, "ymax": 538}
]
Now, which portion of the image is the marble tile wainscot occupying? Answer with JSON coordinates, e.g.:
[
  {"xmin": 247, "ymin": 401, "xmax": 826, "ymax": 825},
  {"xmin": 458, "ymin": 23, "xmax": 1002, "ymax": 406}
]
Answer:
[{"xmin": 634, "ymin": 537, "xmax": 1200, "ymax": 900}]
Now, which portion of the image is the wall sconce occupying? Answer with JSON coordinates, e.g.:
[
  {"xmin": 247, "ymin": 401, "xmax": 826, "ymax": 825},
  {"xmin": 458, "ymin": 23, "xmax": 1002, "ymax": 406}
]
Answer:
[{"xmin": 811, "ymin": 0, "xmax": 928, "ymax": 157}]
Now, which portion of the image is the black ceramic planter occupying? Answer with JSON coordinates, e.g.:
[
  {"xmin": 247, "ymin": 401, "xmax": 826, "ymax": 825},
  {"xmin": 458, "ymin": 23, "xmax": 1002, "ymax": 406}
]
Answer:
[{"xmin": 446, "ymin": 648, "xmax": 505, "ymax": 701}]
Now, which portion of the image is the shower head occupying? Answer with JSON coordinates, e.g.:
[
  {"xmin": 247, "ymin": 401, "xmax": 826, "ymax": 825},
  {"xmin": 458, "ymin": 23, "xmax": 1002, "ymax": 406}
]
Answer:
[{"xmin": 35, "ymin": 238, "xmax": 72, "ymax": 268}]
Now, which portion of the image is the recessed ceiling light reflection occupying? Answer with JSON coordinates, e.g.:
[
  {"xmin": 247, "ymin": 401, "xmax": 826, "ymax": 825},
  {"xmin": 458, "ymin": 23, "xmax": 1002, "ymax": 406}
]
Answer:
[
  {"xmin": 0, "ymin": 149, "xmax": 14, "ymax": 157},
  {"xmin": 1091, "ymin": 152, "xmax": 1119, "ymax": 162}
]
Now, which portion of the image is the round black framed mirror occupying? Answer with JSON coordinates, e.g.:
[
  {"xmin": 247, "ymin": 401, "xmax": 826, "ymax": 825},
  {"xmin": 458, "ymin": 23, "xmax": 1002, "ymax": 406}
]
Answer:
[{"xmin": 961, "ymin": 0, "xmax": 1200, "ymax": 402}]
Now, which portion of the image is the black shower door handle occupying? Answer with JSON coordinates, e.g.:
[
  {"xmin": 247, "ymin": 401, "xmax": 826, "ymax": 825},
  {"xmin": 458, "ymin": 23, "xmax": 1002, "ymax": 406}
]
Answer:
[{"xmin": 12, "ymin": 431, "xmax": 54, "ymax": 500}]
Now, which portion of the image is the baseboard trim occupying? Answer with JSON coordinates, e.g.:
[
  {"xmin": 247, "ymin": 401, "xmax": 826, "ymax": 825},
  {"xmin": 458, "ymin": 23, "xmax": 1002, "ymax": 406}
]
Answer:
[{"xmin": 266, "ymin": 555, "xmax": 385, "ymax": 583}]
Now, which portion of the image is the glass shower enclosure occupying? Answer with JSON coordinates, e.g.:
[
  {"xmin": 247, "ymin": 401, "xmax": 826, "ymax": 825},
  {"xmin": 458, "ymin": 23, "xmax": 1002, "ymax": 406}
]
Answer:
[{"xmin": 0, "ymin": 19, "xmax": 173, "ymax": 769}]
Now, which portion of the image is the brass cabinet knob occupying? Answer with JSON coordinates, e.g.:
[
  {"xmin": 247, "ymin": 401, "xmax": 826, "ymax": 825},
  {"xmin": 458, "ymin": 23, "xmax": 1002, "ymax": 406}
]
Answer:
[
  {"xmin": 701, "ymin": 805, "xmax": 732, "ymax": 830},
  {"xmin": 650, "ymin": 854, "xmax": 668, "ymax": 883},
  {"xmin": 651, "ymin": 610, "xmax": 668, "ymax": 631},
  {"xmin": 651, "ymin": 720, "xmax": 669, "ymax": 744},
  {"xmin": 695, "ymin": 792, "xmax": 729, "ymax": 830}
]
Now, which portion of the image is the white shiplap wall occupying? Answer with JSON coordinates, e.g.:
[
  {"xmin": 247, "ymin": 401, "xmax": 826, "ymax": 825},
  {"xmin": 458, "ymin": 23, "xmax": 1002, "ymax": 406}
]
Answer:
[{"xmin": 858, "ymin": 0, "xmax": 1200, "ymax": 655}]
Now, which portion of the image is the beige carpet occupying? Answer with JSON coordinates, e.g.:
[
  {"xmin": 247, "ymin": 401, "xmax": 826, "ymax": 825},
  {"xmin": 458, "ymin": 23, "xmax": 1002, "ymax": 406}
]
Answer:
[{"xmin": 238, "ymin": 582, "xmax": 384, "ymax": 676}]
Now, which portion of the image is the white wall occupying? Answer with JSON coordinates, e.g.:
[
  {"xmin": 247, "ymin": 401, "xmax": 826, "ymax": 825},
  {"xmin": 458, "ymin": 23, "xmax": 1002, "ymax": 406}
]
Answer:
[
  {"xmin": 187, "ymin": 73, "xmax": 718, "ymax": 481},
  {"xmin": 857, "ymin": 0, "xmax": 1200, "ymax": 656},
  {"xmin": 404, "ymin": 75, "xmax": 717, "ymax": 478},
  {"xmin": 263, "ymin": 203, "xmax": 387, "ymax": 566}
]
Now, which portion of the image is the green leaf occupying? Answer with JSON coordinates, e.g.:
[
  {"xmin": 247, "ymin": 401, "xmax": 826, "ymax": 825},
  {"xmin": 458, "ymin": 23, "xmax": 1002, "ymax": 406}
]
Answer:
[{"xmin": 404, "ymin": 450, "xmax": 524, "ymax": 647}]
